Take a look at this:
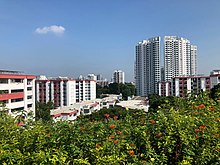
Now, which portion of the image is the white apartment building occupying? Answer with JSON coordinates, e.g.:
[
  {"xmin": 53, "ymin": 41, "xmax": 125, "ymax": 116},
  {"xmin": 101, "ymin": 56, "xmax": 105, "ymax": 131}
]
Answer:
[
  {"xmin": 190, "ymin": 45, "xmax": 197, "ymax": 75},
  {"xmin": 113, "ymin": 70, "xmax": 125, "ymax": 84},
  {"xmin": 0, "ymin": 70, "xmax": 36, "ymax": 117},
  {"xmin": 36, "ymin": 76, "xmax": 96, "ymax": 108},
  {"xmin": 135, "ymin": 37, "xmax": 161, "ymax": 96},
  {"xmin": 210, "ymin": 70, "xmax": 220, "ymax": 88},
  {"xmin": 164, "ymin": 36, "xmax": 197, "ymax": 81}
]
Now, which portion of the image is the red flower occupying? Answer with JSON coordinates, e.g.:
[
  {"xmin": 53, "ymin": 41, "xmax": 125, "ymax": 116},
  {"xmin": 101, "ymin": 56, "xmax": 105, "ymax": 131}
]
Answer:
[
  {"xmin": 96, "ymin": 144, "xmax": 101, "ymax": 148},
  {"xmin": 113, "ymin": 139, "xmax": 119, "ymax": 144},
  {"xmin": 17, "ymin": 121, "xmax": 24, "ymax": 127},
  {"xmin": 110, "ymin": 135, "xmax": 115, "ymax": 139},
  {"xmin": 209, "ymin": 107, "xmax": 215, "ymax": 111},
  {"xmin": 195, "ymin": 128, "xmax": 201, "ymax": 132},
  {"xmin": 130, "ymin": 143, "xmax": 135, "ymax": 147},
  {"xmin": 104, "ymin": 113, "xmax": 110, "ymax": 118},
  {"xmin": 199, "ymin": 125, "xmax": 206, "ymax": 129},
  {"xmin": 195, "ymin": 111, "xmax": 199, "ymax": 115},
  {"xmin": 199, "ymin": 104, "xmax": 205, "ymax": 109},
  {"xmin": 129, "ymin": 150, "xmax": 135, "ymax": 155},
  {"xmin": 195, "ymin": 134, "xmax": 199, "ymax": 138},
  {"xmin": 109, "ymin": 124, "xmax": 116, "ymax": 129},
  {"xmin": 117, "ymin": 131, "xmax": 122, "ymax": 135},
  {"xmin": 113, "ymin": 116, "xmax": 118, "ymax": 120}
]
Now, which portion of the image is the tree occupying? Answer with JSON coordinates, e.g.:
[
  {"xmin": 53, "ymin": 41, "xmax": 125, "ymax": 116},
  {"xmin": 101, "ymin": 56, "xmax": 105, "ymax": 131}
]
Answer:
[
  {"xmin": 109, "ymin": 83, "xmax": 120, "ymax": 94},
  {"xmin": 97, "ymin": 83, "xmax": 136, "ymax": 100},
  {"xmin": 210, "ymin": 83, "xmax": 220, "ymax": 101},
  {"xmin": 35, "ymin": 101, "xmax": 54, "ymax": 122},
  {"xmin": 96, "ymin": 84, "xmax": 109, "ymax": 98}
]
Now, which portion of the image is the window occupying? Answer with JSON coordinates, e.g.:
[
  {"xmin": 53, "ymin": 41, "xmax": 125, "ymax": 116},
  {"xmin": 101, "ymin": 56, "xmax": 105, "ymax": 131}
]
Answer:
[
  {"xmin": 11, "ymin": 89, "xmax": 23, "ymax": 93},
  {"xmin": 11, "ymin": 98, "xmax": 23, "ymax": 102},
  {"xmin": 27, "ymin": 95, "xmax": 32, "ymax": 99},
  {"xmin": 27, "ymin": 79, "xmax": 32, "ymax": 85},
  {"xmin": 0, "ymin": 79, "xmax": 8, "ymax": 84},
  {"xmin": 27, "ymin": 87, "xmax": 32, "ymax": 91},
  {"xmin": 0, "ymin": 90, "xmax": 9, "ymax": 94},
  {"xmin": 11, "ymin": 79, "xmax": 23, "ymax": 83}
]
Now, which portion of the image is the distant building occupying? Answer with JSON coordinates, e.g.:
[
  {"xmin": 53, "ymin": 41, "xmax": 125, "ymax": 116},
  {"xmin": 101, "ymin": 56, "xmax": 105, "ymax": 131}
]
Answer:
[
  {"xmin": 0, "ymin": 70, "xmax": 36, "ymax": 118},
  {"xmin": 171, "ymin": 75, "xmax": 210, "ymax": 97},
  {"xmin": 97, "ymin": 79, "xmax": 109, "ymax": 87},
  {"xmin": 159, "ymin": 75, "xmax": 211, "ymax": 97},
  {"xmin": 161, "ymin": 67, "xmax": 165, "ymax": 81},
  {"xmin": 135, "ymin": 37, "xmax": 161, "ymax": 96},
  {"xmin": 96, "ymin": 74, "xmax": 103, "ymax": 81},
  {"xmin": 210, "ymin": 70, "xmax": 220, "ymax": 88},
  {"xmin": 164, "ymin": 36, "xmax": 197, "ymax": 81},
  {"xmin": 113, "ymin": 70, "xmax": 125, "ymax": 84},
  {"xmin": 190, "ymin": 45, "xmax": 198, "ymax": 75},
  {"xmin": 36, "ymin": 76, "xmax": 96, "ymax": 108},
  {"xmin": 158, "ymin": 81, "xmax": 171, "ymax": 96},
  {"xmin": 87, "ymin": 74, "xmax": 97, "ymax": 81}
]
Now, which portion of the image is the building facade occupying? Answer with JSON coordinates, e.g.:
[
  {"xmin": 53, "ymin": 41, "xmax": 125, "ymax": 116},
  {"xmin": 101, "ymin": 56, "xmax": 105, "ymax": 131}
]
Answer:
[
  {"xmin": 0, "ymin": 70, "xmax": 36, "ymax": 117},
  {"xmin": 158, "ymin": 81, "xmax": 171, "ymax": 96},
  {"xmin": 171, "ymin": 76, "xmax": 210, "ymax": 97},
  {"xmin": 135, "ymin": 37, "xmax": 161, "ymax": 96},
  {"xmin": 210, "ymin": 70, "xmax": 220, "ymax": 88},
  {"xmin": 36, "ymin": 76, "xmax": 96, "ymax": 108},
  {"xmin": 164, "ymin": 36, "xmax": 197, "ymax": 81},
  {"xmin": 159, "ymin": 69, "xmax": 220, "ymax": 97},
  {"xmin": 113, "ymin": 70, "xmax": 125, "ymax": 84}
]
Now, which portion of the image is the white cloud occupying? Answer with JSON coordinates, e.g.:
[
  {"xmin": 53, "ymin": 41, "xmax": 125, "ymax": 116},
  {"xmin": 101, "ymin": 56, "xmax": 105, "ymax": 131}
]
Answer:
[{"xmin": 35, "ymin": 25, "xmax": 65, "ymax": 35}]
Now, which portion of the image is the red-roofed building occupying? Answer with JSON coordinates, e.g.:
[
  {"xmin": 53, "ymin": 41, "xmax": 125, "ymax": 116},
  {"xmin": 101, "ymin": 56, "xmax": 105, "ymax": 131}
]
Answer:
[
  {"xmin": 36, "ymin": 75, "xmax": 96, "ymax": 108},
  {"xmin": 0, "ymin": 70, "xmax": 36, "ymax": 117}
]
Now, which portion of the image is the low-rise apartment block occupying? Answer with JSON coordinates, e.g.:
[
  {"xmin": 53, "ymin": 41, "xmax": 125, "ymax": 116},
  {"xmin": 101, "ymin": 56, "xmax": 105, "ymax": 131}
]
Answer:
[
  {"xmin": 159, "ymin": 75, "xmax": 211, "ymax": 97},
  {"xmin": 0, "ymin": 70, "xmax": 36, "ymax": 117},
  {"xmin": 171, "ymin": 76, "xmax": 210, "ymax": 97},
  {"xmin": 36, "ymin": 76, "xmax": 96, "ymax": 108}
]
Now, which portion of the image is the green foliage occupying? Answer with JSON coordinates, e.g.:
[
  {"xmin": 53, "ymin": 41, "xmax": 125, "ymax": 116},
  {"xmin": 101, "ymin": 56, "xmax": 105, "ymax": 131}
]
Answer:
[
  {"xmin": 0, "ymin": 92, "xmax": 219, "ymax": 164},
  {"xmin": 210, "ymin": 83, "xmax": 220, "ymax": 101},
  {"xmin": 35, "ymin": 101, "xmax": 54, "ymax": 122},
  {"xmin": 97, "ymin": 83, "xmax": 135, "ymax": 100},
  {"xmin": 148, "ymin": 94, "xmax": 176, "ymax": 111}
]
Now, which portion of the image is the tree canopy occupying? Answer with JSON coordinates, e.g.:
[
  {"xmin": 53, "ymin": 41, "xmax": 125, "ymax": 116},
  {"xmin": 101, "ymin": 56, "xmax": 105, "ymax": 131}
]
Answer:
[{"xmin": 96, "ymin": 83, "xmax": 135, "ymax": 100}]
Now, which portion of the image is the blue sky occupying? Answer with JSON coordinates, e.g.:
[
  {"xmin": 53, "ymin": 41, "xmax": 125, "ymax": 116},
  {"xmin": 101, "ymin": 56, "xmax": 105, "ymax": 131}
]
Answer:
[{"xmin": 1, "ymin": 0, "xmax": 220, "ymax": 81}]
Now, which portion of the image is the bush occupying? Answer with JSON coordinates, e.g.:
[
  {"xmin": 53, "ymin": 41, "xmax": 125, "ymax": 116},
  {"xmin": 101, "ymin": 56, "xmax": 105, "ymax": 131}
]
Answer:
[{"xmin": 0, "ymin": 91, "xmax": 219, "ymax": 164}]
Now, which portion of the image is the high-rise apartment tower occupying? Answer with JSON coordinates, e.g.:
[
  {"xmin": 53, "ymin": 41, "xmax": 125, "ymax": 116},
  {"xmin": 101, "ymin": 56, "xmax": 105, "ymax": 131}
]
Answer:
[
  {"xmin": 113, "ymin": 70, "xmax": 125, "ymax": 84},
  {"xmin": 164, "ymin": 36, "xmax": 197, "ymax": 81},
  {"xmin": 135, "ymin": 37, "xmax": 161, "ymax": 96}
]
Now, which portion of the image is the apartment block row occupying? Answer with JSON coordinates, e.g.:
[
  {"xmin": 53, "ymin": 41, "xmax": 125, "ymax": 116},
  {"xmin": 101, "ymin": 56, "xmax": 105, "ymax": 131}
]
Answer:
[
  {"xmin": 159, "ymin": 70, "xmax": 220, "ymax": 97},
  {"xmin": 0, "ymin": 71, "xmax": 96, "ymax": 117},
  {"xmin": 36, "ymin": 75, "xmax": 96, "ymax": 108}
]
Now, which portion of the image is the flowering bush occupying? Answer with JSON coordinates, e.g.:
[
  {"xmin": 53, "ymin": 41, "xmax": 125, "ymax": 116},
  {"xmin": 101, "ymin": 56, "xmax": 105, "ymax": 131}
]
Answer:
[{"xmin": 0, "ymin": 91, "xmax": 219, "ymax": 164}]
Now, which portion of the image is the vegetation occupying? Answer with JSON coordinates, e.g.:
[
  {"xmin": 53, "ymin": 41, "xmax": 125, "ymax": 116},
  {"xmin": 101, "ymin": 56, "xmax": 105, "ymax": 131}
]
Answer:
[
  {"xmin": 35, "ymin": 101, "xmax": 54, "ymax": 122},
  {"xmin": 0, "ymin": 86, "xmax": 220, "ymax": 164},
  {"xmin": 96, "ymin": 82, "xmax": 135, "ymax": 100}
]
